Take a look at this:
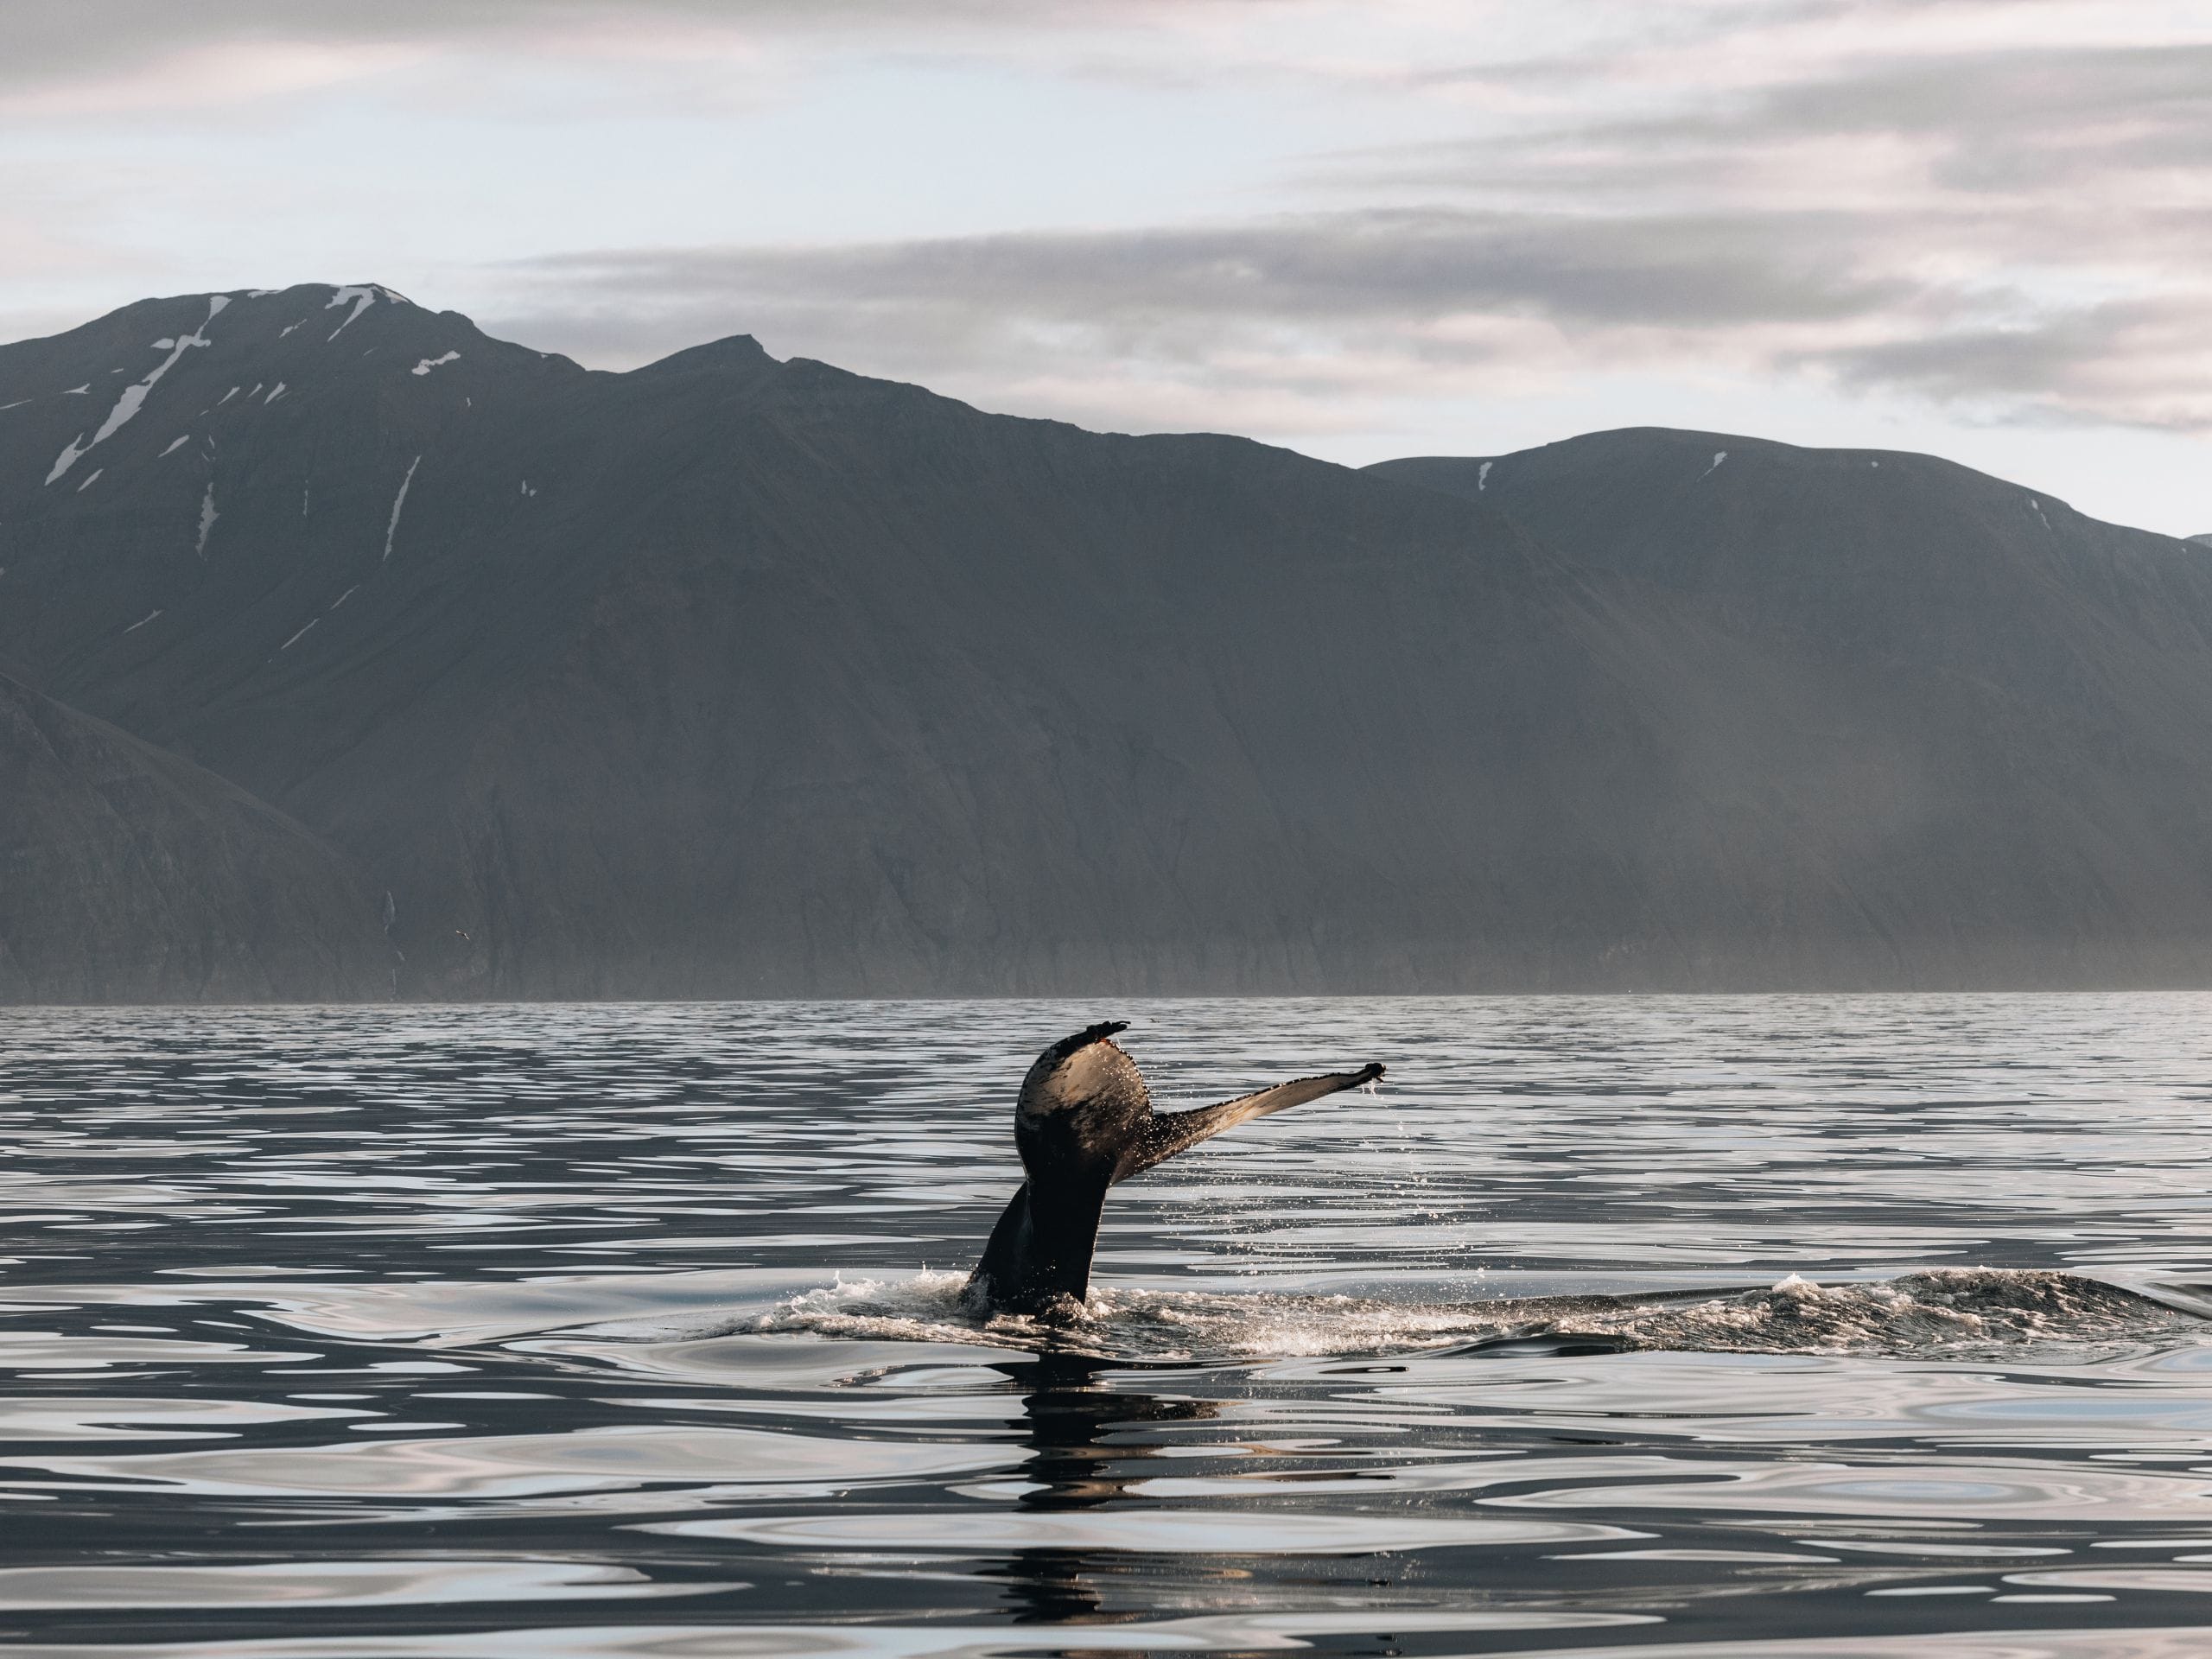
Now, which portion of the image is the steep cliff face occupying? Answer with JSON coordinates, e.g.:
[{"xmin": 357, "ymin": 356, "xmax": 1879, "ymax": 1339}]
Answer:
[
  {"xmin": 7, "ymin": 290, "xmax": 2212, "ymax": 997},
  {"xmin": 0, "ymin": 671, "xmax": 392, "ymax": 1003}
]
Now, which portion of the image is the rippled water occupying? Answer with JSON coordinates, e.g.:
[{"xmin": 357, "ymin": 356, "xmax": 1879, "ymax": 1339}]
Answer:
[{"xmin": 5, "ymin": 995, "xmax": 2212, "ymax": 1657}]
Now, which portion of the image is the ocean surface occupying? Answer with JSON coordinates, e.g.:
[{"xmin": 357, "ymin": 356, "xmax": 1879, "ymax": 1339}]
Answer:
[{"xmin": 4, "ymin": 996, "xmax": 2212, "ymax": 1658}]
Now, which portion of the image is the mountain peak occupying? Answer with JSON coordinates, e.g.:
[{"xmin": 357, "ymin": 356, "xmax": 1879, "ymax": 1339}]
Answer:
[{"xmin": 630, "ymin": 334, "xmax": 779, "ymax": 378}]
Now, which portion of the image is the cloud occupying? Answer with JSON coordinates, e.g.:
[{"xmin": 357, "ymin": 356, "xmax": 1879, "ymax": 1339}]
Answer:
[
  {"xmin": 1325, "ymin": 39, "xmax": 2212, "ymax": 428},
  {"xmin": 494, "ymin": 137, "xmax": 2212, "ymax": 439},
  {"xmin": 485, "ymin": 207, "xmax": 1939, "ymax": 438},
  {"xmin": 518, "ymin": 209, "xmax": 1913, "ymax": 333},
  {"xmin": 9, "ymin": 1, "xmax": 2212, "ymax": 446},
  {"xmin": 0, "ymin": 1, "xmax": 1286, "ymax": 103},
  {"xmin": 1811, "ymin": 299, "xmax": 2212, "ymax": 429}
]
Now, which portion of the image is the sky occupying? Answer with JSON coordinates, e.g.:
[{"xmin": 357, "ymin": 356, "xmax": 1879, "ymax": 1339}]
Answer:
[{"xmin": 3, "ymin": 0, "xmax": 2209, "ymax": 534}]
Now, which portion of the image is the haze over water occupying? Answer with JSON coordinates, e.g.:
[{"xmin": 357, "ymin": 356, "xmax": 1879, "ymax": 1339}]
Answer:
[{"xmin": 4, "ymin": 995, "xmax": 2212, "ymax": 1656}]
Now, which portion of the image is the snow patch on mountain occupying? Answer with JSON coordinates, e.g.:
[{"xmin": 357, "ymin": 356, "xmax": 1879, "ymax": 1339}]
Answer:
[
  {"xmin": 382, "ymin": 455, "xmax": 422, "ymax": 563},
  {"xmin": 412, "ymin": 352, "xmax": 460, "ymax": 376},
  {"xmin": 45, "ymin": 296, "xmax": 227, "ymax": 486},
  {"xmin": 194, "ymin": 484, "xmax": 218, "ymax": 558},
  {"xmin": 326, "ymin": 286, "xmax": 378, "ymax": 340},
  {"xmin": 45, "ymin": 437, "xmax": 89, "ymax": 485}
]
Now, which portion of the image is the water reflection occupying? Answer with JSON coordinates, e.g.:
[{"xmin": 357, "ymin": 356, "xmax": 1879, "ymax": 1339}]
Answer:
[
  {"xmin": 5, "ymin": 995, "xmax": 2212, "ymax": 1656},
  {"xmin": 996, "ymin": 1350, "xmax": 1214, "ymax": 1623}
]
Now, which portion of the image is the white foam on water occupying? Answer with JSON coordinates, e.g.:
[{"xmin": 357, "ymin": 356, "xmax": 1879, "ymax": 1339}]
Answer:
[{"xmin": 728, "ymin": 1268, "xmax": 2208, "ymax": 1364}]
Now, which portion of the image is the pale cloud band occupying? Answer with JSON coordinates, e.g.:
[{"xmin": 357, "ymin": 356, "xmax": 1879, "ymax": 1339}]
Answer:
[
  {"xmin": 499, "ymin": 27, "xmax": 2212, "ymax": 440},
  {"xmin": 3, "ymin": 0, "xmax": 2209, "ymax": 522}
]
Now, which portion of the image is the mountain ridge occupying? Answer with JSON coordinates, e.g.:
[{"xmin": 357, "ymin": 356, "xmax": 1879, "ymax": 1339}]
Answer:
[{"xmin": 7, "ymin": 289, "xmax": 2212, "ymax": 999}]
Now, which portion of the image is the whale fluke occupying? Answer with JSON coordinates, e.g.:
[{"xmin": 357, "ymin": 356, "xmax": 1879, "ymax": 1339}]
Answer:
[{"xmin": 962, "ymin": 1023, "xmax": 1385, "ymax": 1317}]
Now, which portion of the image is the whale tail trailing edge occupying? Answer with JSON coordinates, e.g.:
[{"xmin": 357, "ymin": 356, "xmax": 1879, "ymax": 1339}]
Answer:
[
  {"xmin": 963, "ymin": 1025, "xmax": 1385, "ymax": 1317},
  {"xmin": 1116, "ymin": 1061, "xmax": 1385, "ymax": 1180}
]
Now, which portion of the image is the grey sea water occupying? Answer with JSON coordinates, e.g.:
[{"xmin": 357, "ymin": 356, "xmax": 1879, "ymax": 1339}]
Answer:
[{"xmin": 3, "ymin": 995, "xmax": 2212, "ymax": 1658}]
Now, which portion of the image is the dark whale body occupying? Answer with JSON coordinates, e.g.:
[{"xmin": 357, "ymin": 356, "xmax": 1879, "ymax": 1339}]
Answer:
[{"xmin": 962, "ymin": 1022, "xmax": 1385, "ymax": 1317}]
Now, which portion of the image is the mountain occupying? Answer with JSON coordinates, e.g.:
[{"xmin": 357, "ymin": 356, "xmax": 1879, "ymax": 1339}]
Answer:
[
  {"xmin": 1369, "ymin": 430, "xmax": 2212, "ymax": 985},
  {"xmin": 0, "ymin": 667, "xmax": 392, "ymax": 1002},
  {"xmin": 6, "ymin": 289, "xmax": 2212, "ymax": 998},
  {"xmin": 2, "ymin": 284, "xmax": 1660, "ymax": 997}
]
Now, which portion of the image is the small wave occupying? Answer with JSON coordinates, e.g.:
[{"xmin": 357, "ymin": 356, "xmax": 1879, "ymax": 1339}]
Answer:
[{"xmin": 731, "ymin": 1267, "xmax": 2207, "ymax": 1363}]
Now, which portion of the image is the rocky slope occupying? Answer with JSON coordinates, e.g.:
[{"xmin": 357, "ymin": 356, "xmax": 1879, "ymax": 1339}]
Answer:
[
  {"xmin": 0, "ymin": 286, "xmax": 1652, "ymax": 995},
  {"xmin": 0, "ymin": 669, "xmax": 393, "ymax": 1002},
  {"xmin": 6, "ymin": 289, "xmax": 2212, "ymax": 996},
  {"xmin": 1370, "ymin": 432, "xmax": 2212, "ymax": 985}
]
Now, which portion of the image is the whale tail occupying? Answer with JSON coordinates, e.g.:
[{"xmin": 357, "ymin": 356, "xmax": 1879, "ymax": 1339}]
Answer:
[{"xmin": 963, "ymin": 1024, "xmax": 1385, "ymax": 1317}]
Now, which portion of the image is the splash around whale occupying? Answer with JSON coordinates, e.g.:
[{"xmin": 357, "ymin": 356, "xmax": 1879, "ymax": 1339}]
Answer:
[
  {"xmin": 959, "ymin": 1021, "xmax": 1384, "ymax": 1318},
  {"xmin": 748, "ymin": 1266, "xmax": 2210, "ymax": 1364}
]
